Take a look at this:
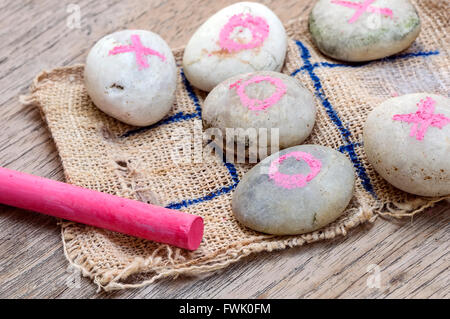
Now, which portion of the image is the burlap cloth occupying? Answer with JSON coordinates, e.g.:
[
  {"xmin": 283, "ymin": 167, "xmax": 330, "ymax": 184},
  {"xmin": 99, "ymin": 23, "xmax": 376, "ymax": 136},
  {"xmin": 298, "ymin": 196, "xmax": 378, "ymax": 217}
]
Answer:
[{"xmin": 22, "ymin": 0, "xmax": 449, "ymax": 291}]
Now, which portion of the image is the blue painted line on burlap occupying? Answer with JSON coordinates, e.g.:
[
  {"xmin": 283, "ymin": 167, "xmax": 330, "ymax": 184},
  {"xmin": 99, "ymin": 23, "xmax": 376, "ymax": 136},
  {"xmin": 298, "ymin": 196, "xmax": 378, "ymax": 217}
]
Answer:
[
  {"xmin": 292, "ymin": 40, "xmax": 376, "ymax": 197},
  {"xmin": 291, "ymin": 50, "xmax": 440, "ymax": 75},
  {"xmin": 292, "ymin": 40, "xmax": 353, "ymax": 143},
  {"xmin": 165, "ymin": 157, "xmax": 240, "ymax": 210},
  {"xmin": 338, "ymin": 142, "xmax": 375, "ymax": 197},
  {"xmin": 120, "ymin": 70, "xmax": 202, "ymax": 138}
]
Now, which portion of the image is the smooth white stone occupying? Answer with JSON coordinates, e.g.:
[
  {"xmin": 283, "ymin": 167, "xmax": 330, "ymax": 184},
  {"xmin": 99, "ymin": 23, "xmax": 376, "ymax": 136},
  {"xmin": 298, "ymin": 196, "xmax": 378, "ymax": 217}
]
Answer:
[
  {"xmin": 183, "ymin": 2, "xmax": 287, "ymax": 92},
  {"xmin": 232, "ymin": 145, "xmax": 355, "ymax": 235},
  {"xmin": 364, "ymin": 93, "xmax": 450, "ymax": 196},
  {"xmin": 84, "ymin": 30, "xmax": 177, "ymax": 126},
  {"xmin": 309, "ymin": 0, "xmax": 421, "ymax": 62}
]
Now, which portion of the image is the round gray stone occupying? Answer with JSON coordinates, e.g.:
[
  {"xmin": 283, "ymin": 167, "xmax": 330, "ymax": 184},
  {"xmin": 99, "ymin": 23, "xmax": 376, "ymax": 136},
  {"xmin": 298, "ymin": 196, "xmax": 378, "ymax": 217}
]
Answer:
[
  {"xmin": 232, "ymin": 145, "xmax": 355, "ymax": 235},
  {"xmin": 203, "ymin": 71, "xmax": 316, "ymax": 160},
  {"xmin": 309, "ymin": 0, "xmax": 421, "ymax": 62},
  {"xmin": 364, "ymin": 93, "xmax": 450, "ymax": 196}
]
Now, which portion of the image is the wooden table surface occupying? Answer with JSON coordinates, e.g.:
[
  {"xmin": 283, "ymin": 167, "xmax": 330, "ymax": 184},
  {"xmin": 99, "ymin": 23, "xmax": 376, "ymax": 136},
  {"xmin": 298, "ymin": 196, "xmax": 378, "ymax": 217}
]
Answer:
[{"xmin": 0, "ymin": 0, "xmax": 448, "ymax": 299}]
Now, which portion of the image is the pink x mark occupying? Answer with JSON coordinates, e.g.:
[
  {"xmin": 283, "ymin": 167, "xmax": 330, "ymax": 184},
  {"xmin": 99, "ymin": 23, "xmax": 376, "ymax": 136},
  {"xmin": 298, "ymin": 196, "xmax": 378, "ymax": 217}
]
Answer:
[
  {"xmin": 393, "ymin": 97, "xmax": 450, "ymax": 141},
  {"xmin": 109, "ymin": 34, "xmax": 166, "ymax": 70},
  {"xmin": 331, "ymin": 0, "xmax": 393, "ymax": 24}
]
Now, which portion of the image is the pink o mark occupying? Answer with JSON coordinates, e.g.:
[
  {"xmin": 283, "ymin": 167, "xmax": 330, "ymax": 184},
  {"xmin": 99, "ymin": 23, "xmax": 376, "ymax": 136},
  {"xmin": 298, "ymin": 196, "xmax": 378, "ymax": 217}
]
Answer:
[
  {"xmin": 268, "ymin": 151, "xmax": 322, "ymax": 189},
  {"xmin": 230, "ymin": 75, "xmax": 287, "ymax": 111},
  {"xmin": 219, "ymin": 13, "xmax": 269, "ymax": 53}
]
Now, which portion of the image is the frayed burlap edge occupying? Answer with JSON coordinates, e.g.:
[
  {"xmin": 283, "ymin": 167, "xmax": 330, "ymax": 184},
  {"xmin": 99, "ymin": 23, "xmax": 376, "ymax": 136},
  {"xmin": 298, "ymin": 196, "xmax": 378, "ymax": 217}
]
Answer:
[{"xmin": 66, "ymin": 199, "xmax": 447, "ymax": 291}]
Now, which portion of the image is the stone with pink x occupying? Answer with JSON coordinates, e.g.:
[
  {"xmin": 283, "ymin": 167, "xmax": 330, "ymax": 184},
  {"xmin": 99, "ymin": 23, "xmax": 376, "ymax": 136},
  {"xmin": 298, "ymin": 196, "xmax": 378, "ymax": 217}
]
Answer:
[{"xmin": 393, "ymin": 97, "xmax": 450, "ymax": 141}]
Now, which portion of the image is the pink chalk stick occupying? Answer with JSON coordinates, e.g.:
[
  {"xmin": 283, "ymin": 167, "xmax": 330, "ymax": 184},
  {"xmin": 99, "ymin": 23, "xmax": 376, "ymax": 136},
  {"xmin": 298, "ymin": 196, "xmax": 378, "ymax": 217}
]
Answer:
[{"xmin": 0, "ymin": 167, "xmax": 203, "ymax": 250}]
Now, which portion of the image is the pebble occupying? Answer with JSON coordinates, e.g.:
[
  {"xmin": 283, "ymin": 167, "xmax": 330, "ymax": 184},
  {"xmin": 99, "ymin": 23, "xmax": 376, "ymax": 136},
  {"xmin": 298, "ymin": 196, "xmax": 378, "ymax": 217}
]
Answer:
[
  {"xmin": 364, "ymin": 93, "xmax": 450, "ymax": 196},
  {"xmin": 84, "ymin": 30, "xmax": 177, "ymax": 126},
  {"xmin": 183, "ymin": 2, "xmax": 287, "ymax": 92},
  {"xmin": 309, "ymin": 0, "xmax": 421, "ymax": 62},
  {"xmin": 203, "ymin": 71, "xmax": 316, "ymax": 161},
  {"xmin": 232, "ymin": 145, "xmax": 355, "ymax": 235}
]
